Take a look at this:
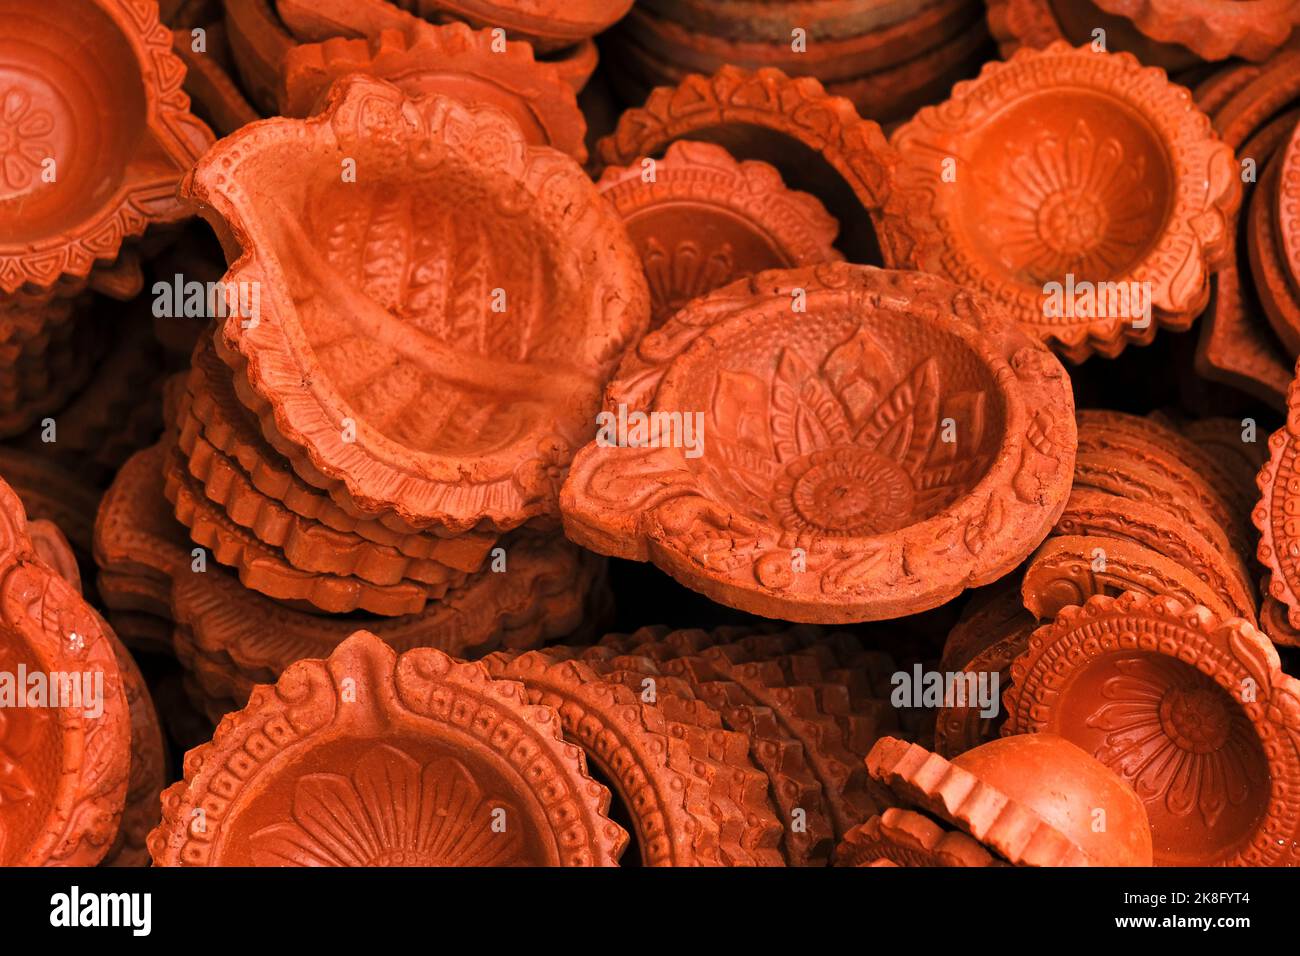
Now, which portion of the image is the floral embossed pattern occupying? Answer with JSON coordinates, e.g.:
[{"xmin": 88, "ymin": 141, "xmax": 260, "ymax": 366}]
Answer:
[
  {"xmin": 561, "ymin": 263, "xmax": 1076, "ymax": 623},
  {"xmin": 0, "ymin": 89, "xmax": 53, "ymax": 193},
  {"xmin": 249, "ymin": 745, "xmax": 522, "ymax": 866},
  {"xmin": 1004, "ymin": 591, "xmax": 1300, "ymax": 866},
  {"xmin": 880, "ymin": 42, "xmax": 1240, "ymax": 362}
]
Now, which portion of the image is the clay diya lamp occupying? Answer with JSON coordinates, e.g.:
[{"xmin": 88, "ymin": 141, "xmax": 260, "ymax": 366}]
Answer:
[
  {"xmin": 1022, "ymin": 530, "xmax": 1244, "ymax": 624},
  {"xmin": 576, "ymin": 627, "xmax": 882, "ymax": 855},
  {"xmin": 596, "ymin": 140, "xmax": 843, "ymax": 327},
  {"xmin": 1004, "ymin": 590, "xmax": 1300, "ymax": 866},
  {"xmin": 0, "ymin": 474, "xmax": 131, "ymax": 865},
  {"xmin": 278, "ymin": 0, "xmax": 634, "ymax": 53},
  {"xmin": 279, "ymin": 18, "xmax": 588, "ymax": 162},
  {"xmin": 595, "ymin": 65, "xmax": 904, "ymax": 263},
  {"xmin": 879, "ymin": 42, "xmax": 1240, "ymax": 362},
  {"xmin": 184, "ymin": 75, "xmax": 648, "ymax": 535},
  {"xmin": 1180, "ymin": 415, "xmax": 1271, "ymax": 497},
  {"xmin": 224, "ymin": 0, "xmax": 295, "ymax": 115},
  {"xmin": 149, "ymin": 630, "xmax": 628, "ymax": 865},
  {"xmin": 933, "ymin": 582, "xmax": 1035, "ymax": 758},
  {"xmin": 867, "ymin": 733, "xmax": 1154, "ymax": 865},
  {"xmin": 835, "ymin": 807, "xmax": 1003, "ymax": 867},
  {"xmin": 1089, "ymin": 0, "xmax": 1300, "ymax": 62},
  {"xmin": 172, "ymin": 24, "xmax": 260, "ymax": 136},
  {"xmin": 561, "ymin": 263, "xmax": 1077, "ymax": 623},
  {"xmin": 618, "ymin": 0, "xmax": 981, "ymax": 86},
  {"xmin": 1076, "ymin": 410, "xmax": 1254, "ymax": 545},
  {"xmin": 28, "ymin": 518, "xmax": 165, "ymax": 868},
  {"xmin": 482, "ymin": 649, "xmax": 785, "ymax": 866},
  {"xmin": 0, "ymin": 0, "xmax": 213, "ymax": 298}
]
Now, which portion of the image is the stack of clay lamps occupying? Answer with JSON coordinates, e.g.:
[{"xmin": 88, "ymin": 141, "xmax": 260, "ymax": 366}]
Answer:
[
  {"xmin": 1021, "ymin": 409, "xmax": 1260, "ymax": 627},
  {"xmin": 839, "ymin": 733, "xmax": 1154, "ymax": 866},
  {"xmin": 594, "ymin": 64, "xmax": 905, "ymax": 262},
  {"xmin": 602, "ymin": 0, "xmax": 994, "ymax": 126},
  {"xmin": 95, "ymin": 76, "xmax": 645, "ymax": 721},
  {"xmin": 1003, "ymin": 591, "xmax": 1300, "ymax": 866},
  {"xmin": 878, "ymin": 43, "xmax": 1240, "ymax": 363},
  {"xmin": 986, "ymin": 0, "xmax": 1300, "ymax": 72},
  {"xmin": 0, "ymin": 0, "xmax": 213, "ymax": 438},
  {"xmin": 938, "ymin": 410, "xmax": 1272, "ymax": 757},
  {"xmin": 171, "ymin": 17, "xmax": 261, "ymax": 137},
  {"xmin": 562, "ymin": 263, "xmax": 1077, "ymax": 623},
  {"xmin": 24, "ymin": 517, "xmax": 166, "ymax": 868},
  {"xmin": 1194, "ymin": 47, "xmax": 1300, "ymax": 407},
  {"xmin": 1252, "ymin": 373, "xmax": 1300, "ymax": 649},
  {"xmin": 276, "ymin": 14, "xmax": 589, "ymax": 162},
  {"xmin": 149, "ymin": 631, "xmax": 630, "ymax": 866},
  {"xmin": 0, "ymin": 474, "xmax": 136, "ymax": 866}
]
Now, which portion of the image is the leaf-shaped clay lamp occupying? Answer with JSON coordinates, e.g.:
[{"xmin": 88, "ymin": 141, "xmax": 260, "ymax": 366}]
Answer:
[
  {"xmin": 0, "ymin": 0, "xmax": 213, "ymax": 296},
  {"xmin": 561, "ymin": 263, "xmax": 1077, "ymax": 623},
  {"xmin": 183, "ymin": 75, "xmax": 649, "ymax": 534}
]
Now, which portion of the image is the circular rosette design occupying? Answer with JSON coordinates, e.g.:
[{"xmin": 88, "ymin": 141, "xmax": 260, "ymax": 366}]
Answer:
[
  {"xmin": 560, "ymin": 263, "xmax": 1077, "ymax": 622},
  {"xmin": 0, "ymin": 475, "xmax": 131, "ymax": 866},
  {"xmin": 184, "ymin": 75, "xmax": 648, "ymax": 534},
  {"xmin": 0, "ymin": 0, "xmax": 213, "ymax": 294},
  {"xmin": 879, "ymin": 42, "xmax": 1240, "ymax": 362},
  {"xmin": 1089, "ymin": 0, "xmax": 1300, "ymax": 62},
  {"xmin": 1003, "ymin": 591, "xmax": 1300, "ymax": 866},
  {"xmin": 1255, "ymin": 425, "xmax": 1300, "ymax": 630},
  {"xmin": 148, "ymin": 631, "xmax": 627, "ymax": 866}
]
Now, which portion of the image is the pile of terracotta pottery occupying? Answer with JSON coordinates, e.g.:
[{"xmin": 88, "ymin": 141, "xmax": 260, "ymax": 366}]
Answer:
[{"xmin": 4, "ymin": 0, "xmax": 1300, "ymax": 870}]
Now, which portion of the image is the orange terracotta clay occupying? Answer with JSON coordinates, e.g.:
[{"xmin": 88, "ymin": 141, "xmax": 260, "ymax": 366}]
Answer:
[
  {"xmin": 149, "ymin": 630, "xmax": 628, "ymax": 865},
  {"xmin": 643, "ymin": 0, "xmax": 944, "ymax": 44},
  {"xmin": 934, "ymin": 583, "xmax": 1034, "ymax": 758},
  {"xmin": 1004, "ymin": 591, "xmax": 1300, "ymax": 866},
  {"xmin": 1278, "ymin": 117, "xmax": 1300, "ymax": 297},
  {"xmin": 0, "ymin": 0, "xmax": 213, "ymax": 296},
  {"xmin": 0, "ymin": 448, "xmax": 100, "ymax": 559},
  {"xmin": 183, "ymin": 333, "xmax": 495, "ymax": 567},
  {"xmin": 30, "ymin": 519, "xmax": 164, "ymax": 869},
  {"xmin": 1090, "ymin": 0, "xmax": 1300, "ymax": 62},
  {"xmin": 596, "ymin": 141, "xmax": 842, "ymax": 327},
  {"xmin": 595, "ymin": 66, "xmax": 904, "ymax": 263},
  {"xmin": 0, "ymin": 475, "xmax": 131, "ymax": 865},
  {"xmin": 562, "ymin": 263, "xmax": 1077, "ymax": 623},
  {"xmin": 879, "ymin": 43, "xmax": 1240, "ymax": 361},
  {"xmin": 1022, "ymin": 533, "xmax": 1238, "ymax": 622},
  {"xmin": 1249, "ymin": 152, "xmax": 1300, "ymax": 355},
  {"xmin": 185, "ymin": 76, "xmax": 649, "ymax": 534},
  {"xmin": 619, "ymin": 0, "xmax": 981, "ymax": 85},
  {"xmin": 279, "ymin": 18, "xmax": 588, "ymax": 162},
  {"xmin": 834, "ymin": 807, "xmax": 1003, "ymax": 867},
  {"xmin": 100, "ymin": 443, "xmax": 605, "ymax": 690},
  {"xmin": 867, "ymin": 733, "xmax": 1154, "ymax": 866},
  {"xmin": 985, "ymin": 0, "xmax": 1203, "ymax": 71}
]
